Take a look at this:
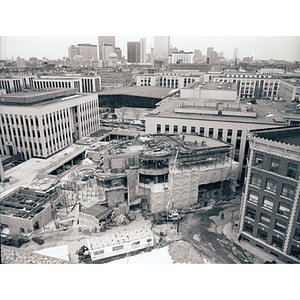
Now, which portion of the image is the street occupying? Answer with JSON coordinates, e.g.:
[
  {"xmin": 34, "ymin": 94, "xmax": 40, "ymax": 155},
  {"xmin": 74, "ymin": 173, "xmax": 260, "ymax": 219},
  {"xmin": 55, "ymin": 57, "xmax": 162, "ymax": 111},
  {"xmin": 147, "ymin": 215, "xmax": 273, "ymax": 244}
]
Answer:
[{"xmin": 178, "ymin": 198, "xmax": 261, "ymax": 264}]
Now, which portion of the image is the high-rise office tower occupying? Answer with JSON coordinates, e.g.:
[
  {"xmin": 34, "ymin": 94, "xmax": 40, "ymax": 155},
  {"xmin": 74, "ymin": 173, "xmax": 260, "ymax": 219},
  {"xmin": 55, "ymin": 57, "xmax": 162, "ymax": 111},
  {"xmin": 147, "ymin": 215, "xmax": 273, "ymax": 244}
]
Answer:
[
  {"xmin": 115, "ymin": 47, "xmax": 122, "ymax": 60},
  {"xmin": 233, "ymin": 47, "xmax": 239, "ymax": 61},
  {"xmin": 78, "ymin": 43, "xmax": 98, "ymax": 60},
  {"xmin": 154, "ymin": 36, "xmax": 170, "ymax": 61},
  {"xmin": 98, "ymin": 36, "xmax": 115, "ymax": 60},
  {"xmin": 68, "ymin": 45, "xmax": 79, "ymax": 59},
  {"xmin": 127, "ymin": 41, "xmax": 140, "ymax": 63},
  {"xmin": 140, "ymin": 38, "xmax": 147, "ymax": 63}
]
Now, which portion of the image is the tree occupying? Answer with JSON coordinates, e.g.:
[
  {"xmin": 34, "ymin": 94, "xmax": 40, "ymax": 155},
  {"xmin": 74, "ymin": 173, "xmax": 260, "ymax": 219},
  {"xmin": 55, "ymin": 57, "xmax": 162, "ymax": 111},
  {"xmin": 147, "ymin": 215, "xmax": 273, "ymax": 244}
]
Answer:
[
  {"xmin": 133, "ymin": 108, "xmax": 142, "ymax": 120},
  {"xmin": 119, "ymin": 107, "xmax": 126, "ymax": 122}
]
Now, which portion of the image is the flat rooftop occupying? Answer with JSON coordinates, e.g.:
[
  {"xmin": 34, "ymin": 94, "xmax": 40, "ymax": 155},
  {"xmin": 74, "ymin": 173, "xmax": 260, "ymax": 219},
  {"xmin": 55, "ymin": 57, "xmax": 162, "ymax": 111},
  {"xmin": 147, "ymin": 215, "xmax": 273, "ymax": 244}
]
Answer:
[
  {"xmin": 0, "ymin": 88, "xmax": 80, "ymax": 106},
  {"xmin": 183, "ymin": 81, "xmax": 237, "ymax": 91},
  {"xmin": 98, "ymin": 86, "xmax": 177, "ymax": 99},
  {"xmin": 280, "ymin": 80, "xmax": 300, "ymax": 87},
  {"xmin": 148, "ymin": 97, "xmax": 299, "ymax": 125},
  {"xmin": 86, "ymin": 226, "xmax": 153, "ymax": 250},
  {"xmin": 251, "ymin": 126, "xmax": 300, "ymax": 147}
]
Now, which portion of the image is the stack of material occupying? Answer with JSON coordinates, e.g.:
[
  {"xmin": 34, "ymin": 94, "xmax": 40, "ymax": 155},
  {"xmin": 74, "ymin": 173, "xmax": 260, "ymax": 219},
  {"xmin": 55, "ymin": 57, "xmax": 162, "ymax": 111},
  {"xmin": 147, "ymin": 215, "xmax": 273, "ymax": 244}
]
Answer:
[{"xmin": 115, "ymin": 214, "xmax": 130, "ymax": 226}]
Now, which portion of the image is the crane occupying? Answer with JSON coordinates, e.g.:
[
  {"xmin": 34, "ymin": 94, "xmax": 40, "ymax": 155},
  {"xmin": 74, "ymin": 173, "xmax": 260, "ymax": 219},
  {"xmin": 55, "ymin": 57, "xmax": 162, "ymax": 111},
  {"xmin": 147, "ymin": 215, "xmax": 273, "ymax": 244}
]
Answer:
[{"xmin": 166, "ymin": 148, "xmax": 179, "ymax": 212}]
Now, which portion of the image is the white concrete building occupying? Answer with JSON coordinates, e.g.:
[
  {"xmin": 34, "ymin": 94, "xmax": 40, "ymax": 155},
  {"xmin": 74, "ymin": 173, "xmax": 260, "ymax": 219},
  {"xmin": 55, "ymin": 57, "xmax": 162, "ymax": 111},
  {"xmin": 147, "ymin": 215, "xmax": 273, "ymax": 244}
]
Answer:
[
  {"xmin": 169, "ymin": 51, "xmax": 193, "ymax": 64},
  {"xmin": 0, "ymin": 89, "xmax": 100, "ymax": 160},
  {"xmin": 0, "ymin": 76, "xmax": 36, "ymax": 94},
  {"xmin": 33, "ymin": 75, "xmax": 101, "ymax": 93},
  {"xmin": 278, "ymin": 80, "xmax": 300, "ymax": 103}
]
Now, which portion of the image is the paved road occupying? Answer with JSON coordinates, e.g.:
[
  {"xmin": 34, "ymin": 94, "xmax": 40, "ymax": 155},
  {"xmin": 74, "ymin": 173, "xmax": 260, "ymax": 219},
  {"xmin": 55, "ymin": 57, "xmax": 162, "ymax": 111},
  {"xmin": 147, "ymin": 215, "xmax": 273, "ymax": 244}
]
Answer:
[{"xmin": 178, "ymin": 200, "xmax": 261, "ymax": 264}]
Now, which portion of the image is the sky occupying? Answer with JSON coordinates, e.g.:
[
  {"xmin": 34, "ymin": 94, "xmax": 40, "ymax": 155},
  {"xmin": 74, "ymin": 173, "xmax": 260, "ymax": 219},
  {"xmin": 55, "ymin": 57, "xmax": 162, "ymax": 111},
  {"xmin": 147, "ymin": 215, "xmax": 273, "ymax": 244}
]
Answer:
[{"xmin": 1, "ymin": 36, "xmax": 299, "ymax": 62}]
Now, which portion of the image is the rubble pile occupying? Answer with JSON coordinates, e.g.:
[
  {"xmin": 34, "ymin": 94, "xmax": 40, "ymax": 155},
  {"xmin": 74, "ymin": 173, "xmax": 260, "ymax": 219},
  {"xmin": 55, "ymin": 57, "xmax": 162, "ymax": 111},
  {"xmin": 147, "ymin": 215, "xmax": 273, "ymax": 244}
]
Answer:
[
  {"xmin": 168, "ymin": 241, "xmax": 205, "ymax": 264},
  {"xmin": 1, "ymin": 246, "xmax": 69, "ymax": 264}
]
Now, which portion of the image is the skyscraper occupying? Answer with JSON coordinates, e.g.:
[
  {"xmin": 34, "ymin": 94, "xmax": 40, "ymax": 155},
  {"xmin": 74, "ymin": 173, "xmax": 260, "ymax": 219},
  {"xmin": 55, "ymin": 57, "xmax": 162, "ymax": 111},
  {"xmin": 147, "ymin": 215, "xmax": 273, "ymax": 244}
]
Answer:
[
  {"xmin": 140, "ymin": 38, "xmax": 147, "ymax": 63},
  {"xmin": 154, "ymin": 36, "xmax": 170, "ymax": 61},
  {"xmin": 127, "ymin": 41, "xmax": 140, "ymax": 63},
  {"xmin": 233, "ymin": 47, "xmax": 239, "ymax": 62},
  {"xmin": 98, "ymin": 36, "xmax": 115, "ymax": 60},
  {"xmin": 78, "ymin": 43, "xmax": 98, "ymax": 60},
  {"xmin": 68, "ymin": 45, "xmax": 79, "ymax": 59}
]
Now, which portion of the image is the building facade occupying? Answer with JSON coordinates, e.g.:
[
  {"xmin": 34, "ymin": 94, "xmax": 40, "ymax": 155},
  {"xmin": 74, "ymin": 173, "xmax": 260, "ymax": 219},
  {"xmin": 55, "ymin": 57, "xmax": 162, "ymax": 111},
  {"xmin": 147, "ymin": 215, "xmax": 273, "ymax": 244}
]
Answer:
[
  {"xmin": 0, "ymin": 89, "xmax": 100, "ymax": 161},
  {"xmin": 98, "ymin": 70, "xmax": 132, "ymax": 89},
  {"xmin": 239, "ymin": 127, "xmax": 300, "ymax": 263},
  {"xmin": 68, "ymin": 45, "xmax": 79, "ymax": 59},
  {"xmin": 0, "ymin": 76, "xmax": 35, "ymax": 94},
  {"xmin": 204, "ymin": 72, "xmax": 281, "ymax": 100},
  {"xmin": 127, "ymin": 42, "xmax": 140, "ymax": 63},
  {"xmin": 77, "ymin": 43, "xmax": 98, "ymax": 60},
  {"xmin": 169, "ymin": 51, "xmax": 193, "ymax": 64},
  {"xmin": 140, "ymin": 38, "xmax": 147, "ymax": 64},
  {"xmin": 32, "ymin": 75, "xmax": 101, "ymax": 93},
  {"xmin": 278, "ymin": 80, "xmax": 300, "ymax": 103},
  {"xmin": 136, "ymin": 72, "xmax": 203, "ymax": 88},
  {"xmin": 154, "ymin": 36, "xmax": 170, "ymax": 61},
  {"xmin": 98, "ymin": 36, "xmax": 115, "ymax": 60}
]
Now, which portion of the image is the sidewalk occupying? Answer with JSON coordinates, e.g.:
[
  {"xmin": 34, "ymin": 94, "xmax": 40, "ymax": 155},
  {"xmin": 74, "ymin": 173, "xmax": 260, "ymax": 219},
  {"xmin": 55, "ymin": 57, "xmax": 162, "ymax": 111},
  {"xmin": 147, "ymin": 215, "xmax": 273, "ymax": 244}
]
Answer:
[{"xmin": 222, "ymin": 222, "xmax": 284, "ymax": 264}]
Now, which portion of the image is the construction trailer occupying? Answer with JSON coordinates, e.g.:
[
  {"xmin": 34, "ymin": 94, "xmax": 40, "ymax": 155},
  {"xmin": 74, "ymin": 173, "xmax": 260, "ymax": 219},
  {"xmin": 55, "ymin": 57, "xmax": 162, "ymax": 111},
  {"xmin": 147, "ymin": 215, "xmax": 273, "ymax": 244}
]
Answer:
[{"xmin": 81, "ymin": 225, "xmax": 154, "ymax": 262}]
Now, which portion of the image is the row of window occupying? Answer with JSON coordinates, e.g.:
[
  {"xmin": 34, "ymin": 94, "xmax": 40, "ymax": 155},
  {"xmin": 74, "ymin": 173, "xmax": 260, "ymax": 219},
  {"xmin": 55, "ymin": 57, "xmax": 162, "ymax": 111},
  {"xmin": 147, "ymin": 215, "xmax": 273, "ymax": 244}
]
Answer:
[
  {"xmin": 250, "ymin": 173, "xmax": 296, "ymax": 199},
  {"xmin": 248, "ymin": 192, "xmax": 292, "ymax": 219},
  {"xmin": 157, "ymin": 124, "xmax": 242, "ymax": 139},
  {"xmin": 254, "ymin": 153, "xmax": 298, "ymax": 179}
]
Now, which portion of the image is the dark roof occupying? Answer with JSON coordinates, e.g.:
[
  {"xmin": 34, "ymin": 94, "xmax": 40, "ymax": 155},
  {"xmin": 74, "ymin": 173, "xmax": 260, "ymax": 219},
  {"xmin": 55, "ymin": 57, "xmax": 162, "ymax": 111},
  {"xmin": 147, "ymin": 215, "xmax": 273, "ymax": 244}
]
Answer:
[
  {"xmin": 251, "ymin": 126, "xmax": 300, "ymax": 146},
  {"xmin": 80, "ymin": 204, "xmax": 113, "ymax": 220},
  {"xmin": 98, "ymin": 86, "xmax": 176, "ymax": 99}
]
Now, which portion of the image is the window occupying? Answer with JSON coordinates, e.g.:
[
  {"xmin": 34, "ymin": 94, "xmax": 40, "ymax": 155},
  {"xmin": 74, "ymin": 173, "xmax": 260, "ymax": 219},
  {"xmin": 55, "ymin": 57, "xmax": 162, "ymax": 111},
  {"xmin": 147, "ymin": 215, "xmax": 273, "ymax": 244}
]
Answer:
[
  {"xmin": 259, "ymin": 213, "xmax": 271, "ymax": 226},
  {"xmin": 217, "ymin": 128, "xmax": 223, "ymax": 140},
  {"xmin": 147, "ymin": 238, "xmax": 152, "ymax": 243},
  {"xmin": 112, "ymin": 245, "xmax": 124, "ymax": 251},
  {"xmin": 245, "ymin": 207, "xmax": 256, "ymax": 220},
  {"xmin": 174, "ymin": 125, "xmax": 178, "ymax": 133},
  {"xmin": 237, "ymin": 130, "xmax": 242, "ymax": 138},
  {"xmin": 293, "ymin": 228, "xmax": 300, "ymax": 242},
  {"xmin": 262, "ymin": 197, "xmax": 274, "ymax": 210},
  {"xmin": 265, "ymin": 178, "xmax": 277, "ymax": 193},
  {"xmin": 254, "ymin": 154, "xmax": 264, "ymax": 168},
  {"xmin": 248, "ymin": 191, "xmax": 259, "ymax": 204},
  {"xmin": 274, "ymin": 220, "xmax": 287, "ymax": 234},
  {"xmin": 277, "ymin": 202, "xmax": 291, "ymax": 217},
  {"xmin": 182, "ymin": 125, "xmax": 187, "ymax": 133},
  {"xmin": 199, "ymin": 127, "xmax": 205, "ymax": 137},
  {"xmin": 281, "ymin": 184, "xmax": 295, "ymax": 199},
  {"xmin": 257, "ymin": 229, "xmax": 268, "ymax": 241},
  {"xmin": 165, "ymin": 124, "xmax": 169, "ymax": 133},
  {"xmin": 156, "ymin": 124, "xmax": 161, "ymax": 134},
  {"xmin": 270, "ymin": 158, "xmax": 280, "ymax": 173},
  {"xmin": 251, "ymin": 173, "xmax": 262, "ymax": 187},
  {"xmin": 271, "ymin": 236, "xmax": 283, "ymax": 250},
  {"xmin": 94, "ymin": 249, "xmax": 104, "ymax": 255},
  {"xmin": 209, "ymin": 128, "xmax": 214, "ymax": 138},
  {"xmin": 287, "ymin": 163, "xmax": 297, "ymax": 179},
  {"xmin": 243, "ymin": 223, "xmax": 253, "ymax": 234},
  {"xmin": 191, "ymin": 126, "xmax": 196, "ymax": 134},
  {"xmin": 227, "ymin": 129, "xmax": 233, "ymax": 137}
]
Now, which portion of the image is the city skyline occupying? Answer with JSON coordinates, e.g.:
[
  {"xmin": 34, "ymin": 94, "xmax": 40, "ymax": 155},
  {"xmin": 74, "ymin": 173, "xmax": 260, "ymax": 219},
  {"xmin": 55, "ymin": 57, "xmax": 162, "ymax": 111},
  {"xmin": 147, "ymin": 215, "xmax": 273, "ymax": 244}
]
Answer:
[{"xmin": 1, "ymin": 36, "xmax": 299, "ymax": 62}]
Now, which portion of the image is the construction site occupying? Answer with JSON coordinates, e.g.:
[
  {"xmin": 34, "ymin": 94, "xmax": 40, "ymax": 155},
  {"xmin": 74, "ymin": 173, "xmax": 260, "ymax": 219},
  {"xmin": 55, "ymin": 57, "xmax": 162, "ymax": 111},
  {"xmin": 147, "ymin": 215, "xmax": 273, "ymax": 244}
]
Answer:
[{"xmin": 1, "ymin": 132, "xmax": 239, "ymax": 263}]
